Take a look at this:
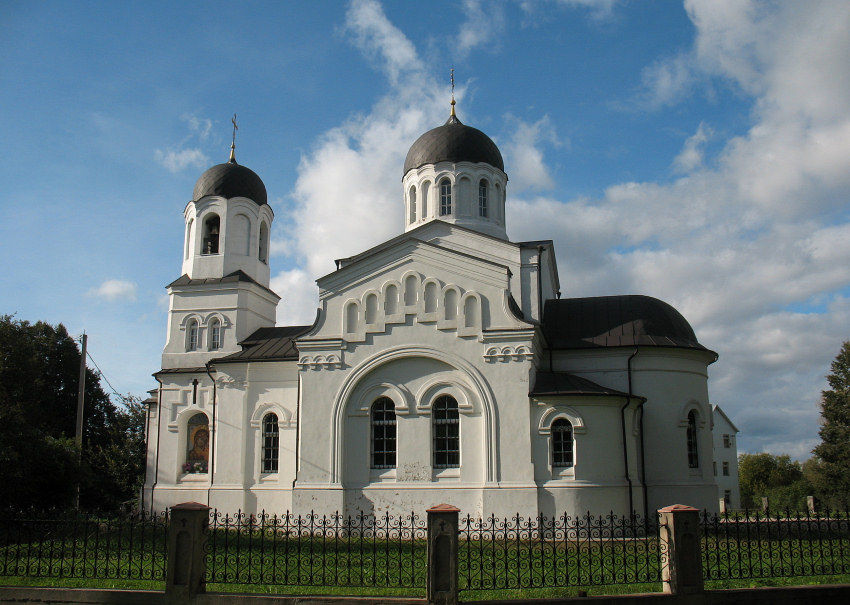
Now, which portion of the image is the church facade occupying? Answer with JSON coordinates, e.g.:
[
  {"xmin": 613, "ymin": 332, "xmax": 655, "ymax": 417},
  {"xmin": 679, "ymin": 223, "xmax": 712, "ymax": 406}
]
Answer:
[{"xmin": 142, "ymin": 107, "xmax": 720, "ymax": 518}]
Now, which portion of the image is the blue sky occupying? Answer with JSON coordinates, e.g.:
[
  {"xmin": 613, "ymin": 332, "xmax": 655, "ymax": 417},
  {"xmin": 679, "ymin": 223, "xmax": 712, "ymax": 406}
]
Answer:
[{"xmin": 2, "ymin": 0, "xmax": 849, "ymax": 459}]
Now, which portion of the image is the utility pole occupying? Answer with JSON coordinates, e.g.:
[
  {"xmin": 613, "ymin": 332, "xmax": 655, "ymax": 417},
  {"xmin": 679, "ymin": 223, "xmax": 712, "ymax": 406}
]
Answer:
[{"xmin": 75, "ymin": 332, "xmax": 87, "ymax": 509}]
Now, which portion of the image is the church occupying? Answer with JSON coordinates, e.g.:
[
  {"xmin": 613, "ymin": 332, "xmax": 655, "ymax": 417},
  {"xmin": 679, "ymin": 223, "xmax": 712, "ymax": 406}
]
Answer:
[{"xmin": 142, "ymin": 101, "xmax": 721, "ymax": 518}]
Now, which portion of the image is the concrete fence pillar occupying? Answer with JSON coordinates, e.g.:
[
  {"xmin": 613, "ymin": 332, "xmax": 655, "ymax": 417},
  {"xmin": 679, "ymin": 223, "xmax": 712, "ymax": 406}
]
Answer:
[
  {"xmin": 166, "ymin": 501, "xmax": 210, "ymax": 605},
  {"xmin": 427, "ymin": 504, "xmax": 459, "ymax": 605},
  {"xmin": 658, "ymin": 504, "xmax": 703, "ymax": 596}
]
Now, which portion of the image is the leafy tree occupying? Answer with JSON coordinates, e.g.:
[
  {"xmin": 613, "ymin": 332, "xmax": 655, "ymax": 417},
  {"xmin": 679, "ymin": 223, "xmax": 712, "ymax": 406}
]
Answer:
[
  {"xmin": 738, "ymin": 452, "xmax": 805, "ymax": 510},
  {"xmin": 812, "ymin": 341, "xmax": 850, "ymax": 508},
  {"xmin": 0, "ymin": 315, "xmax": 145, "ymax": 510}
]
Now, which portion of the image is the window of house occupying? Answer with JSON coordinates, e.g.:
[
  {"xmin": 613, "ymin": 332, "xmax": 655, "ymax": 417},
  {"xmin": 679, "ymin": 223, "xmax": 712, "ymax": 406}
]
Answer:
[
  {"xmin": 433, "ymin": 395, "xmax": 459, "ymax": 468},
  {"xmin": 723, "ymin": 434, "xmax": 731, "ymax": 448},
  {"xmin": 185, "ymin": 413, "xmax": 209, "ymax": 473},
  {"xmin": 439, "ymin": 179, "xmax": 452, "ymax": 216},
  {"xmin": 209, "ymin": 319, "xmax": 222, "ymax": 350},
  {"xmin": 478, "ymin": 180, "xmax": 488, "ymax": 217},
  {"xmin": 409, "ymin": 186, "xmax": 417, "ymax": 224},
  {"xmin": 186, "ymin": 320, "xmax": 199, "ymax": 351},
  {"xmin": 262, "ymin": 413, "xmax": 279, "ymax": 473},
  {"xmin": 259, "ymin": 221, "xmax": 269, "ymax": 263},
  {"xmin": 202, "ymin": 214, "xmax": 220, "ymax": 255},
  {"xmin": 686, "ymin": 411, "xmax": 699, "ymax": 468},
  {"xmin": 371, "ymin": 397, "xmax": 396, "ymax": 469},
  {"xmin": 551, "ymin": 418, "xmax": 574, "ymax": 468},
  {"xmin": 722, "ymin": 461, "xmax": 730, "ymax": 476}
]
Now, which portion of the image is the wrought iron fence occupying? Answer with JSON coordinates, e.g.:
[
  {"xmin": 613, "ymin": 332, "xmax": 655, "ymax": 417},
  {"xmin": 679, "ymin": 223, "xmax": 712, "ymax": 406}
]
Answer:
[
  {"xmin": 0, "ymin": 509, "xmax": 168, "ymax": 581},
  {"xmin": 702, "ymin": 509, "xmax": 850, "ymax": 580},
  {"xmin": 458, "ymin": 511, "xmax": 663, "ymax": 591},
  {"xmin": 205, "ymin": 510, "xmax": 427, "ymax": 589}
]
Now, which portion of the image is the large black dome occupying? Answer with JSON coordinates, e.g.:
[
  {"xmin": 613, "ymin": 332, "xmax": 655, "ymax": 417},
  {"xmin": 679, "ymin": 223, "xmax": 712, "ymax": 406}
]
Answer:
[
  {"xmin": 403, "ymin": 115, "xmax": 504, "ymax": 175},
  {"xmin": 193, "ymin": 160, "xmax": 267, "ymax": 205}
]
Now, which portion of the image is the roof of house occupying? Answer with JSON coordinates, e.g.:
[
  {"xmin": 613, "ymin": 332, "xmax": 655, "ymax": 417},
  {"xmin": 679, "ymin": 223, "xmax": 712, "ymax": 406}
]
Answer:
[
  {"xmin": 530, "ymin": 371, "xmax": 633, "ymax": 398},
  {"xmin": 167, "ymin": 270, "xmax": 279, "ymax": 299}
]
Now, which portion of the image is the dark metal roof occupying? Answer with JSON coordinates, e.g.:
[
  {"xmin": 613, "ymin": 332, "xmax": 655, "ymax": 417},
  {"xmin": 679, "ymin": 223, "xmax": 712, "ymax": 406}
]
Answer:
[
  {"xmin": 166, "ymin": 270, "xmax": 279, "ymax": 299},
  {"xmin": 214, "ymin": 325, "xmax": 312, "ymax": 363},
  {"xmin": 403, "ymin": 115, "xmax": 504, "ymax": 175},
  {"xmin": 542, "ymin": 295, "xmax": 710, "ymax": 352},
  {"xmin": 193, "ymin": 159, "xmax": 267, "ymax": 205},
  {"xmin": 530, "ymin": 371, "xmax": 632, "ymax": 398}
]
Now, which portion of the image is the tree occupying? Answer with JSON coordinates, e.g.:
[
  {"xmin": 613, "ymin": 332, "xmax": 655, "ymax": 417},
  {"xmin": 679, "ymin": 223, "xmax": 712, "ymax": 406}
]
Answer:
[
  {"xmin": 812, "ymin": 341, "xmax": 850, "ymax": 508},
  {"xmin": 0, "ymin": 315, "xmax": 145, "ymax": 510},
  {"xmin": 737, "ymin": 452, "xmax": 807, "ymax": 510}
]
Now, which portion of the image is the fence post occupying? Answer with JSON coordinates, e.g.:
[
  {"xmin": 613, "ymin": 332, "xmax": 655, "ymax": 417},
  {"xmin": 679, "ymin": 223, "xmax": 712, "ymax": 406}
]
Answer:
[
  {"xmin": 427, "ymin": 504, "xmax": 459, "ymax": 605},
  {"xmin": 166, "ymin": 501, "xmax": 210, "ymax": 605},
  {"xmin": 658, "ymin": 504, "xmax": 703, "ymax": 595}
]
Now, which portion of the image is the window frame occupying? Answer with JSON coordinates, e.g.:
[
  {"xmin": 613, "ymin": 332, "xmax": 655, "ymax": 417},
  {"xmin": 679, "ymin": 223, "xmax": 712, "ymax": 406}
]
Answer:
[
  {"xmin": 439, "ymin": 179, "xmax": 452, "ymax": 216},
  {"xmin": 551, "ymin": 418, "xmax": 574, "ymax": 469},
  {"xmin": 686, "ymin": 410, "xmax": 699, "ymax": 469},
  {"xmin": 261, "ymin": 413, "xmax": 279, "ymax": 474},
  {"xmin": 209, "ymin": 319, "xmax": 222, "ymax": 350},
  {"xmin": 432, "ymin": 395, "xmax": 460, "ymax": 469},
  {"xmin": 370, "ymin": 397, "xmax": 397, "ymax": 470},
  {"xmin": 478, "ymin": 179, "xmax": 488, "ymax": 217},
  {"xmin": 186, "ymin": 319, "xmax": 199, "ymax": 352}
]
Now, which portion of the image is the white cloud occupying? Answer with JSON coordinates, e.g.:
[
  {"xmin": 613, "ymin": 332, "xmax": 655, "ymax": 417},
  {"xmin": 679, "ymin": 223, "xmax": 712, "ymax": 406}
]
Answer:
[
  {"xmin": 88, "ymin": 280, "xmax": 138, "ymax": 302},
  {"xmin": 457, "ymin": 0, "xmax": 506, "ymax": 57},
  {"xmin": 182, "ymin": 113, "xmax": 213, "ymax": 141},
  {"xmin": 154, "ymin": 148, "xmax": 209, "ymax": 173},
  {"xmin": 270, "ymin": 269, "xmax": 320, "ymax": 327},
  {"xmin": 637, "ymin": 52, "xmax": 697, "ymax": 109},
  {"xmin": 503, "ymin": 115, "xmax": 560, "ymax": 194},
  {"xmin": 673, "ymin": 122, "xmax": 713, "ymax": 173}
]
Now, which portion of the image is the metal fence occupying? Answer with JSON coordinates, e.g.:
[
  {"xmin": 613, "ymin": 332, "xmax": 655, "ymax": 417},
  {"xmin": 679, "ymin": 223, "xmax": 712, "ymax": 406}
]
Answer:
[
  {"xmin": 206, "ymin": 510, "xmax": 427, "ymax": 589},
  {"xmin": 701, "ymin": 509, "xmax": 850, "ymax": 581},
  {"xmin": 0, "ymin": 509, "xmax": 168, "ymax": 581},
  {"xmin": 458, "ymin": 511, "xmax": 663, "ymax": 591}
]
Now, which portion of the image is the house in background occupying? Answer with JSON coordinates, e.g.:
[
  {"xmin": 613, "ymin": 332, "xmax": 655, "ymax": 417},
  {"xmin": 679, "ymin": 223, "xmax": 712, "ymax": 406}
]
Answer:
[
  {"xmin": 712, "ymin": 405, "xmax": 740, "ymax": 509},
  {"xmin": 142, "ymin": 102, "xmax": 722, "ymax": 518}
]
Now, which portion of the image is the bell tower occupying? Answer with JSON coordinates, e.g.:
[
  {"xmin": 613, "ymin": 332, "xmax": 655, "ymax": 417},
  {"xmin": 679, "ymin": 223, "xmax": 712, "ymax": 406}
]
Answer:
[{"xmin": 162, "ymin": 119, "xmax": 280, "ymax": 369}]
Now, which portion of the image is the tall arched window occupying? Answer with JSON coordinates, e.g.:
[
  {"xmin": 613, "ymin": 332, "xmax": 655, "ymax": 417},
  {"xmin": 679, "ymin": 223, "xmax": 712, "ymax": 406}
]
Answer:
[
  {"xmin": 259, "ymin": 221, "xmax": 269, "ymax": 263},
  {"xmin": 262, "ymin": 413, "xmax": 279, "ymax": 473},
  {"xmin": 551, "ymin": 419, "xmax": 573, "ymax": 468},
  {"xmin": 186, "ymin": 319, "xmax": 199, "ymax": 351},
  {"xmin": 433, "ymin": 395, "xmax": 460, "ymax": 468},
  {"xmin": 408, "ymin": 186, "xmax": 417, "ymax": 224},
  {"xmin": 686, "ymin": 411, "xmax": 699, "ymax": 468},
  {"xmin": 439, "ymin": 179, "xmax": 452, "ymax": 216},
  {"xmin": 444, "ymin": 289, "xmax": 458, "ymax": 321},
  {"xmin": 385, "ymin": 284, "xmax": 399, "ymax": 315},
  {"xmin": 371, "ymin": 398, "xmax": 396, "ymax": 469},
  {"xmin": 202, "ymin": 214, "xmax": 220, "ymax": 255},
  {"xmin": 365, "ymin": 293, "xmax": 378, "ymax": 325},
  {"xmin": 424, "ymin": 282, "xmax": 438, "ymax": 313},
  {"xmin": 478, "ymin": 180, "xmax": 488, "ymax": 217},
  {"xmin": 185, "ymin": 219, "xmax": 194, "ymax": 259},
  {"xmin": 209, "ymin": 319, "xmax": 222, "ymax": 350},
  {"xmin": 185, "ymin": 413, "xmax": 209, "ymax": 473},
  {"xmin": 345, "ymin": 303, "xmax": 358, "ymax": 334}
]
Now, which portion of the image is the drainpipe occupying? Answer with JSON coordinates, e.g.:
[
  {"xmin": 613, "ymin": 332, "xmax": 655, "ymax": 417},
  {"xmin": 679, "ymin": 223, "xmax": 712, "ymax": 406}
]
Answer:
[
  {"xmin": 149, "ymin": 375, "xmax": 163, "ymax": 516},
  {"xmin": 205, "ymin": 362, "xmax": 217, "ymax": 507},
  {"xmin": 638, "ymin": 399, "xmax": 648, "ymax": 518},
  {"xmin": 621, "ymin": 347, "xmax": 640, "ymax": 515}
]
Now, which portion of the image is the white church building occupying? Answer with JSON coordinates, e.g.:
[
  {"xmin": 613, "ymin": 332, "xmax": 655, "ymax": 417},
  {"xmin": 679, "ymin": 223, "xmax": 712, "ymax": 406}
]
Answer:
[{"xmin": 142, "ymin": 104, "xmax": 722, "ymax": 518}]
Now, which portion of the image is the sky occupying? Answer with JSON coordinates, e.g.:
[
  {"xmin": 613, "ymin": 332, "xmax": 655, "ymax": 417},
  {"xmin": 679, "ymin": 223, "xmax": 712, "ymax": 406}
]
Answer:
[{"xmin": 2, "ymin": 0, "xmax": 849, "ymax": 460}]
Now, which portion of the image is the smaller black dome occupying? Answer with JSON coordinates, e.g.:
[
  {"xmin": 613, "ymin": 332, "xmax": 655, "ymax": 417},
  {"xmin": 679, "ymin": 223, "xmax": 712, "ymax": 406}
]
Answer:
[
  {"xmin": 193, "ymin": 160, "xmax": 267, "ymax": 205},
  {"xmin": 404, "ymin": 115, "xmax": 504, "ymax": 175}
]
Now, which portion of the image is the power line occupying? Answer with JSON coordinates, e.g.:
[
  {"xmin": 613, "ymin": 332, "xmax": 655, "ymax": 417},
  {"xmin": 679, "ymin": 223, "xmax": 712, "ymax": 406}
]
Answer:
[{"xmin": 85, "ymin": 348, "xmax": 132, "ymax": 407}]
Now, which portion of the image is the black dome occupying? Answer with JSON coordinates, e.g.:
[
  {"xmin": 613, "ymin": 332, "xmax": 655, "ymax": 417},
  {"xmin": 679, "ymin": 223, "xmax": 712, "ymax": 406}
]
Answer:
[
  {"xmin": 404, "ymin": 115, "xmax": 504, "ymax": 175},
  {"xmin": 193, "ymin": 160, "xmax": 267, "ymax": 205}
]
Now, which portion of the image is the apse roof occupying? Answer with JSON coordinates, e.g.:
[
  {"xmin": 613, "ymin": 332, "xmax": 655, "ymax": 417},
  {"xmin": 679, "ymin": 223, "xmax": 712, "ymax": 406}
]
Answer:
[
  {"xmin": 215, "ymin": 325, "xmax": 313, "ymax": 363},
  {"xmin": 403, "ymin": 115, "xmax": 504, "ymax": 175},
  {"xmin": 193, "ymin": 159, "xmax": 268, "ymax": 205},
  {"xmin": 542, "ymin": 295, "xmax": 712, "ymax": 352}
]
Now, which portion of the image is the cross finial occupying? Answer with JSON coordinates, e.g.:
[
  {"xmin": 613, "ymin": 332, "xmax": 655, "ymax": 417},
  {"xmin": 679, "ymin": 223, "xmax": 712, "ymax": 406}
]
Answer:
[
  {"xmin": 229, "ymin": 113, "xmax": 238, "ymax": 163},
  {"xmin": 450, "ymin": 68, "xmax": 456, "ymax": 117}
]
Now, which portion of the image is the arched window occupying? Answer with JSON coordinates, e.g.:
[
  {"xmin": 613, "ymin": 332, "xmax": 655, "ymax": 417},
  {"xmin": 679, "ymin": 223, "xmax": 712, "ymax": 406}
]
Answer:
[
  {"xmin": 259, "ymin": 221, "xmax": 269, "ymax": 263},
  {"xmin": 186, "ymin": 319, "xmax": 199, "ymax": 351},
  {"xmin": 185, "ymin": 413, "xmax": 209, "ymax": 473},
  {"xmin": 463, "ymin": 295, "xmax": 478, "ymax": 328},
  {"xmin": 365, "ymin": 293, "xmax": 378, "ymax": 325},
  {"xmin": 478, "ymin": 180, "xmax": 488, "ymax": 217},
  {"xmin": 433, "ymin": 395, "xmax": 460, "ymax": 468},
  {"xmin": 202, "ymin": 214, "xmax": 220, "ymax": 255},
  {"xmin": 551, "ymin": 419, "xmax": 573, "ymax": 468},
  {"xmin": 345, "ymin": 302, "xmax": 358, "ymax": 334},
  {"xmin": 185, "ymin": 219, "xmax": 194, "ymax": 259},
  {"xmin": 686, "ymin": 411, "xmax": 699, "ymax": 468},
  {"xmin": 404, "ymin": 275, "xmax": 418, "ymax": 306},
  {"xmin": 209, "ymin": 319, "xmax": 222, "ymax": 350},
  {"xmin": 371, "ymin": 398, "xmax": 396, "ymax": 469},
  {"xmin": 232, "ymin": 213, "xmax": 251, "ymax": 256},
  {"xmin": 439, "ymin": 179, "xmax": 452, "ymax": 216},
  {"xmin": 408, "ymin": 186, "xmax": 417, "ymax": 224},
  {"xmin": 262, "ymin": 413, "xmax": 279, "ymax": 473}
]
